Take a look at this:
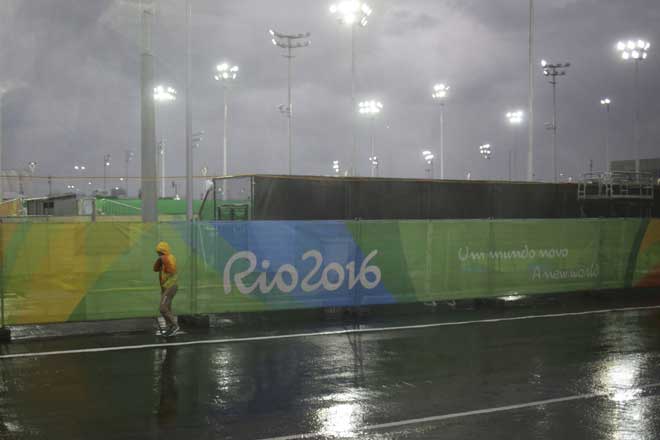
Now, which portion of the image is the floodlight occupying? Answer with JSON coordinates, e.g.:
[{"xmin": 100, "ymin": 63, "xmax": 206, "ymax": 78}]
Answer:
[{"xmin": 330, "ymin": 1, "xmax": 372, "ymax": 27}]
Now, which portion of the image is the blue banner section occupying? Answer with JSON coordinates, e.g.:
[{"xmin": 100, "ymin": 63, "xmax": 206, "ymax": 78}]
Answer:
[{"xmin": 208, "ymin": 221, "xmax": 395, "ymax": 309}]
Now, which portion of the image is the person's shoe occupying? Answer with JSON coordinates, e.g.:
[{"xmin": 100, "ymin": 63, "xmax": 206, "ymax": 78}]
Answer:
[{"xmin": 164, "ymin": 325, "xmax": 180, "ymax": 337}]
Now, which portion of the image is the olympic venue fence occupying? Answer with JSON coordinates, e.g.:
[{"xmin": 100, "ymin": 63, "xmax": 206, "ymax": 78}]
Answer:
[{"xmin": 2, "ymin": 218, "xmax": 660, "ymax": 325}]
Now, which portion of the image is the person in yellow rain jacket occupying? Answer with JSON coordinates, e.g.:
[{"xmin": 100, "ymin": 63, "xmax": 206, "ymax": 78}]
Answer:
[{"xmin": 153, "ymin": 242, "xmax": 179, "ymax": 336}]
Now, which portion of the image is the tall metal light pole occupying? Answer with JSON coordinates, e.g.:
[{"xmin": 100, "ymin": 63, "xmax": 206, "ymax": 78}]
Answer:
[
  {"xmin": 600, "ymin": 98, "xmax": 612, "ymax": 172},
  {"xmin": 0, "ymin": 89, "xmax": 5, "ymax": 202},
  {"xmin": 422, "ymin": 150, "xmax": 435, "ymax": 179},
  {"xmin": 479, "ymin": 143, "xmax": 492, "ymax": 179},
  {"xmin": 505, "ymin": 110, "xmax": 524, "ymax": 181},
  {"xmin": 73, "ymin": 164, "xmax": 86, "ymax": 195},
  {"xmin": 528, "ymin": 0, "xmax": 535, "ymax": 182},
  {"xmin": 103, "ymin": 154, "xmax": 111, "ymax": 191},
  {"xmin": 184, "ymin": 0, "xmax": 193, "ymax": 221},
  {"xmin": 158, "ymin": 140, "xmax": 165, "ymax": 197},
  {"xmin": 330, "ymin": 1, "xmax": 372, "ymax": 177},
  {"xmin": 332, "ymin": 160, "xmax": 340, "ymax": 176},
  {"xmin": 192, "ymin": 131, "xmax": 204, "ymax": 201},
  {"xmin": 214, "ymin": 62, "xmax": 239, "ymax": 177},
  {"xmin": 432, "ymin": 83, "xmax": 449, "ymax": 179},
  {"xmin": 358, "ymin": 99, "xmax": 383, "ymax": 177},
  {"xmin": 270, "ymin": 31, "xmax": 310, "ymax": 175},
  {"xmin": 153, "ymin": 85, "xmax": 176, "ymax": 200},
  {"xmin": 616, "ymin": 39, "xmax": 650, "ymax": 174},
  {"xmin": 124, "ymin": 150, "xmax": 134, "ymax": 195},
  {"xmin": 140, "ymin": 2, "xmax": 157, "ymax": 222},
  {"xmin": 541, "ymin": 59, "xmax": 570, "ymax": 183}
]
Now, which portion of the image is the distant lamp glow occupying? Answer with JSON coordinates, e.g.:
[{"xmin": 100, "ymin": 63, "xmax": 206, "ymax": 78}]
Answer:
[
  {"xmin": 330, "ymin": 1, "xmax": 372, "ymax": 27},
  {"xmin": 422, "ymin": 150, "xmax": 435, "ymax": 179},
  {"xmin": 506, "ymin": 110, "xmax": 524, "ymax": 125},
  {"xmin": 541, "ymin": 59, "xmax": 548, "ymax": 67},
  {"xmin": 616, "ymin": 38, "xmax": 650, "ymax": 61},
  {"xmin": 358, "ymin": 99, "xmax": 383, "ymax": 115},
  {"xmin": 214, "ymin": 62, "xmax": 239, "ymax": 82},
  {"xmin": 153, "ymin": 85, "xmax": 177, "ymax": 102},
  {"xmin": 479, "ymin": 143, "xmax": 492, "ymax": 159},
  {"xmin": 600, "ymin": 97, "xmax": 611, "ymax": 106},
  {"xmin": 432, "ymin": 83, "xmax": 450, "ymax": 100},
  {"xmin": 332, "ymin": 160, "xmax": 340, "ymax": 175}
]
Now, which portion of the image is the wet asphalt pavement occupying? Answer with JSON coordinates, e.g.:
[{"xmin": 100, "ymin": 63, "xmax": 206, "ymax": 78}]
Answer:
[{"xmin": 2, "ymin": 293, "xmax": 660, "ymax": 439}]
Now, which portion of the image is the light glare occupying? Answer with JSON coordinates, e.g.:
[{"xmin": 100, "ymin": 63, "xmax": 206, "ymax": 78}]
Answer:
[
  {"xmin": 330, "ymin": 1, "xmax": 372, "ymax": 27},
  {"xmin": 506, "ymin": 110, "xmax": 524, "ymax": 124},
  {"xmin": 154, "ymin": 84, "xmax": 177, "ymax": 102},
  {"xmin": 358, "ymin": 99, "xmax": 383, "ymax": 116}
]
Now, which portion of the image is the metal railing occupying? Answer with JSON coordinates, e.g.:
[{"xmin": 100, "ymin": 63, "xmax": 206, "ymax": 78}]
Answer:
[{"xmin": 578, "ymin": 171, "xmax": 655, "ymax": 200}]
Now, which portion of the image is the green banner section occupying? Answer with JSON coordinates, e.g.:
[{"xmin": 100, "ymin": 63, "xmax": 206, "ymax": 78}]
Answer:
[
  {"xmin": 355, "ymin": 219, "xmax": 644, "ymax": 303},
  {"xmin": 0, "ymin": 218, "xmax": 657, "ymax": 325}
]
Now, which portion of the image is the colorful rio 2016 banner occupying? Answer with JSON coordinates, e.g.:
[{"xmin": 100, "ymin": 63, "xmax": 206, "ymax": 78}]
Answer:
[{"xmin": 2, "ymin": 218, "xmax": 660, "ymax": 325}]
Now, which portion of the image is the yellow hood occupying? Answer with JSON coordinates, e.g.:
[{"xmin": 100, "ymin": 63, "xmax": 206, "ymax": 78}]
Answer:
[{"xmin": 156, "ymin": 241, "xmax": 171, "ymax": 255}]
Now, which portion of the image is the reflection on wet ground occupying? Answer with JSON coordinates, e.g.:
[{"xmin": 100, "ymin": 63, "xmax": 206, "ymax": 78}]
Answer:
[{"xmin": 2, "ymin": 294, "xmax": 660, "ymax": 439}]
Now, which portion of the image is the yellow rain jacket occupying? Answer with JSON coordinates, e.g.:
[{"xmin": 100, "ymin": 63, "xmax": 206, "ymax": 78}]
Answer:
[{"xmin": 154, "ymin": 242, "xmax": 178, "ymax": 290}]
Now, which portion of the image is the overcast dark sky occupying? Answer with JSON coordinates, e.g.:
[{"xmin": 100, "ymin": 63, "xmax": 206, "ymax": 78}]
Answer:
[{"xmin": 1, "ymin": 0, "xmax": 659, "ymax": 194}]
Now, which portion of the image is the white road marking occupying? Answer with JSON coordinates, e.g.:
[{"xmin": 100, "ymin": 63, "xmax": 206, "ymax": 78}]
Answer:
[
  {"xmin": 257, "ymin": 382, "xmax": 660, "ymax": 440},
  {"xmin": 1, "ymin": 304, "xmax": 660, "ymax": 360}
]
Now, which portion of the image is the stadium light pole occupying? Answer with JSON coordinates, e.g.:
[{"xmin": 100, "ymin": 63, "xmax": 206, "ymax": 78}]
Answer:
[
  {"xmin": 138, "ymin": 1, "xmax": 157, "ymax": 222},
  {"xmin": 432, "ymin": 83, "xmax": 449, "ymax": 179},
  {"xmin": 541, "ymin": 59, "xmax": 570, "ymax": 183},
  {"xmin": 153, "ymin": 85, "xmax": 176, "ymax": 200},
  {"xmin": 330, "ymin": 1, "xmax": 373, "ymax": 177},
  {"xmin": 479, "ymin": 143, "xmax": 492, "ymax": 178},
  {"xmin": 332, "ymin": 160, "xmax": 340, "ymax": 176},
  {"xmin": 157, "ymin": 140, "xmax": 166, "ymax": 197},
  {"xmin": 270, "ymin": 30, "xmax": 310, "ymax": 175},
  {"xmin": 600, "ymin": 98, "xmax": 612, "ymax": 172},
  {"xmin": 505, "ymin": 110, "xmax": 524, "ymax": 181},
  {"xmin": 214, "ymin": 62, "xmax": 239, "ymax": 177},
  {"xmin": 422, "ymin": 150, "xmax": 435, "ymax": 179},
  {"xmin": 103, "ymin": 154, "xmax": 111, "ymax": 191},
  {"xmin": 616, "ymin": 39, "xmax": 650, "ymax": 174},
  {"xmin": 124, "ymin": 150, "xmax": 134, "ymax": 195},
  {"xmin": 358, "ymin": 99, "xmax": 383, "ymax": 177},
  {"xmin": 479, "ymin": 143, "xmax": 492, "ymax": 160},
  {"xmin": 528, "ymin": 0, "xmax": 535, "ymax": 182},
  {"xmin": 0, "ymin": 87, "xmax": 6, "ymax": 202}
]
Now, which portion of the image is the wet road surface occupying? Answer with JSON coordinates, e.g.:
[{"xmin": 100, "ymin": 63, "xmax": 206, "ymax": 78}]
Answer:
[{"xmin": 2, "ymin": 295, "xmax": 660, "ymax": 439}]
